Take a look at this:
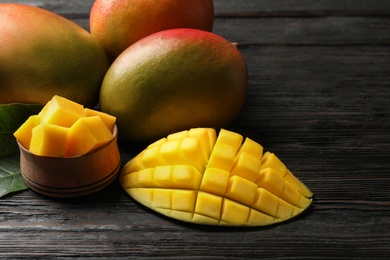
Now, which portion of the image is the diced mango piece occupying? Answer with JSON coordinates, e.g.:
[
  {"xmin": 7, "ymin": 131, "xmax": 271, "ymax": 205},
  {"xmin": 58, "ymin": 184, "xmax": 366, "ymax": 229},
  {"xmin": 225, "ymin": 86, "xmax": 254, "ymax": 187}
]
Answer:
[
  {"xmin": 257, "ymin": 168, "xmax": 286, "ymax": 198},
  {"xmin": 172, "ymin": 190, "xmax": 197, "ymax": 212},
  {"xmin": 276, "ymin": 199, "xmax": 295, "ymax": 219},
  {"xmin": 225, "ymin": 175, "xmax": 257, "ymax": 205},
  {"xmin": 66, "ymin": 116, "xmax": 114, "ymax": 157},
  {"xmin": 141, "ymin": 145, "xmax": 166, "ymax": 168},
  {"xmin": 172, "ymin": 165, "xmax": 202, "ymax": 190},
  {"xmin": 29, "ymin": 123, "xmax": 69, "ymax": 157},
  {"xmin": 200, "ymin": 168, "xmax": 230, "ymax": 196},
  {"xmin": 126, "ymin": 168, "xmax": 156, "ymax": 188},
  {"xmin": 221, "ymin": 199, "xmax": 250, "ymax": 224},
  {"xmin": 188, "ymin": 128, "xmax": 215, "ymax": 161},
  {"xmin": 152, "ymin": 189, "xmax": 172, "ymax": 209},
  {"xmin": 13, "ymin": 115, "xmax": 41, "ymax": 150},
  {"xmin": 159, "ymin": 139, "xmax": 183, "ymax": 165},
  {"xmin": 120, "ymin": 128, "xmax": 313, "ymax": 227},
  {"xmin": 230, "ymin": 151, "xmax": 261, "ymax": 182},
  {"xmin": 153, "ymin": 166, "xmax": 173, "ymax": 187},
  {"xmin": 260, "ymin": 152, "xmax": 287, "ymax": 176},
  {"xmin": 251, "ymin": 188, "xmax": 280, "ymax": 217},
  {"xmin": 284, "ymin": 169, "xmax": 313, "ymax": 198},
  {"xmin": 217, "ymin": 129, "xmax": 243, "ymax": 149},
  {"xmin": 195, "ymin": 191, "xmax": 223, "ymax": 220},
  {"xmin": 84, "ymin": 108, "xmax": 116, "ymax": 133},
  {"xmin": 180, "ymin": 137, "xmax": 205, "ymax": 172},
  {"xmin": 238, "ymin": 137, "xmax": 263, "ymax": 157},
  {"xmin": 205, "ymin": 128, "xmax": 217, "ymax": 152},
  {"xmin": 207, "ymin": 129, "xmax": 243, "ymax": 172},
  {"xmin": 40, "ymin": 95, "xmax": 86, "ymax": 128},
  {"xmin": 207, "ymin": 142, "xmax": 238, "ymax": 172}
]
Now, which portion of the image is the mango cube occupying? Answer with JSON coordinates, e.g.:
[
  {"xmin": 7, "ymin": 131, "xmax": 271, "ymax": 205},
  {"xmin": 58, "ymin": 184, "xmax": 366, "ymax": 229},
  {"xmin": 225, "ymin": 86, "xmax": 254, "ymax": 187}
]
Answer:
[
  {"xmin": 120, "ymin": 128, "xmax": 313, "ymax": 226},
  {"xmin": 29, "ymin": 123, "xmax": 69, "ymax": 157},
  {"xmin": 13, "ymin": 115, "xmax": 41, "ymax": 150},
  {"xmin": 195, "ymin": 191, "xmax": 223, "ymax": 220},
  {"xmin": 84, "ymin": 108, "xmax": 116, "ymax": 133},
  {"xmin": 40, "ymin": 95, "xmax": 86, "ymax": 128},
  {"xmin": 200, "ymin": 167, "xmax": 230, "ymax": 196},
  {"xmin": 66, "ymin": 116, "xmax": 114, "ymax": 157}
]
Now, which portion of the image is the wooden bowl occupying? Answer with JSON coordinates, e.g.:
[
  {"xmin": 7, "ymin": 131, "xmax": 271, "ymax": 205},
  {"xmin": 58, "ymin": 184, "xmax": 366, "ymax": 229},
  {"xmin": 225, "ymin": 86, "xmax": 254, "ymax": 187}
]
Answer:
[{"xmin": 18, "ymin": 126, "xmax": 121, "ymax": 198}]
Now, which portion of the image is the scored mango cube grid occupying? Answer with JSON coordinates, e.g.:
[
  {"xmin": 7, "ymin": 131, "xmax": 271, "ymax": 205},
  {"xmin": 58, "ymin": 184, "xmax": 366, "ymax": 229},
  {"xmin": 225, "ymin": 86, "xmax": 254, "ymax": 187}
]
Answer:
[{"xmin": 120, "ymin": 128, "xmax": 313, "ymax": 226}]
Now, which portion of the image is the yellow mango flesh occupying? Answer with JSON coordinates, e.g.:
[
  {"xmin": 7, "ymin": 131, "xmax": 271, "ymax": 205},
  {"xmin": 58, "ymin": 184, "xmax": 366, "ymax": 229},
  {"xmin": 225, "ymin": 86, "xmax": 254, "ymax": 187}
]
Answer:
[
  {"xmin": 14, "ymin": 95, "xmax": 115, "ymax": 158},
  {"xmin": 84, "ymin": 108, "xmax": 116, "ymax": 133},
  {"xmin": 29, "ymin": 123, "xmax": 69, "ymax": 157},
  {"xmin": 120, "ymin": 128, "xmax": 313, "ymax": 226},
  {"xmin": 66, "ymin": 116, "xmax": 114, "ymax": 157},
  {"xmin": 39, "ymin": 95, "xmax": 86, "ymax": 127},
  {"xmin": 13, "ymin": 115, "xmax": 41, "ymax": 150}
]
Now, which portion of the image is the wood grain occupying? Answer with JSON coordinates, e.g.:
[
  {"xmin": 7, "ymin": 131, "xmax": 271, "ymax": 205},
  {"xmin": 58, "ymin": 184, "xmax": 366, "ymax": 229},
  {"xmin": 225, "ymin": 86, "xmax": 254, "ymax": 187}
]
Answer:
[{"xmin": 0, "ymin": 0, "xmax": 389, "ymax": 258}]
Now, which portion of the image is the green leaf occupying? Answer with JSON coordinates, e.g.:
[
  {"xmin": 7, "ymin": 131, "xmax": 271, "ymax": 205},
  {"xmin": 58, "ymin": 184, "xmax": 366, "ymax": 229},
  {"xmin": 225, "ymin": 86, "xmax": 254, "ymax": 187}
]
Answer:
[
  {"xmin": 0, "ymin": 153, "xmax": 29, "ymax": 197},
  {"xmin": 0, "ymin": 103, "xmax": 43, "ymax": 157}
]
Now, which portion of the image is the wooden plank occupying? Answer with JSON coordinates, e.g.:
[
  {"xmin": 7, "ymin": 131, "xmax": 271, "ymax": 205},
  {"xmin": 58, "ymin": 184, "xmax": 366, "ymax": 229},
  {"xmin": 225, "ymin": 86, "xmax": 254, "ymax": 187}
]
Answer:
[
  {"xmin": 214, "ymin": 0, "xmax": 390, "ymax": 16},
  {"xmin": 213, "ymin": 17, "xmax": 390, "ymax": 45},
  {"xmin": 2, "ymin": 0, "xmax": 389, "ymax": 16}
]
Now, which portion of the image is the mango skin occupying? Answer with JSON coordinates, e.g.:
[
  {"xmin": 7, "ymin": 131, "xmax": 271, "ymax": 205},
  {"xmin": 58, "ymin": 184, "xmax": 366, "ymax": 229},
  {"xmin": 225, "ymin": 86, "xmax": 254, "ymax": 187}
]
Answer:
[
  {"xmin": 0, "ymin": 4, "xmax": 109, "ymax": 108},
  {"xmin": 90, "ymin": 0, "xmax": 214, "ymax": 61},
  {"xmin": 99, "ymin": 28, "xmax": 248, "ymax": 143}
]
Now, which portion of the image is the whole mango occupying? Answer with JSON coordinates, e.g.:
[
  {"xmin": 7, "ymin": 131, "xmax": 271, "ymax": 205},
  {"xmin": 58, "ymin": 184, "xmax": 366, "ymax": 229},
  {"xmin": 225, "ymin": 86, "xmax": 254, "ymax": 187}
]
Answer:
[
  {"xmin": 0, "ymin": 4, "xmax": 109, "ymax": 107},
  {"xmin": 90, "ymin": 0, "xmax": 214, "ymax": 61},
  {"xmin": 99, "ymin": 28, "xmax": 248, "ymax": 143}
]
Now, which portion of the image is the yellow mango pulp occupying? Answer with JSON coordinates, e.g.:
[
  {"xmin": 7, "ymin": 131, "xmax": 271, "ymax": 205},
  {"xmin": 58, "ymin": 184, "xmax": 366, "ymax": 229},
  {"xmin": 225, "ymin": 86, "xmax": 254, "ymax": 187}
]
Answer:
[
  {"xmin": 13, "ymin": 115, "xmax": 41, "ymax": 150},
  {"xmin": 40, "ymin": 95, "xmax": 86, "ymax": 127},
  {"xmin": 66, "ymin": 116, "xmax": 114, "ymax": 157},
  {"xmin": 14, "ymin": 95, "xmax": 115, "ymax": 158},
  {"xmin": 84, "ymin": 108, "xmax": 116, "ymax": 133},
  {"xmin": 120, "ymin": 128, "xmax": 313, "ymax": 226},
  {"xmin": 29, "ymin": 123, "xmax": 69, "ymax": 157}
]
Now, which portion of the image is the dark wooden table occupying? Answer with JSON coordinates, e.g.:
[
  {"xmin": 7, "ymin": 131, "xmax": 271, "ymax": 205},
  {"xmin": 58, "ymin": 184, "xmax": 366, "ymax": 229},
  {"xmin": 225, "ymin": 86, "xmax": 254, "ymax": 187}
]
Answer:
[{"xmin": 1, "ymin": 0, "xmax": 389, "ymax": 258}]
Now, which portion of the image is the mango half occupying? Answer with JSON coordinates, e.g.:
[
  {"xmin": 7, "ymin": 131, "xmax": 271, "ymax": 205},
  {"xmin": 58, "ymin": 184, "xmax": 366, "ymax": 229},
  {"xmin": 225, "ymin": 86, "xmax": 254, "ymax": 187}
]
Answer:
[{"xmin": 120, "ymin": 128, "xmax": 313, "ymax": 226}]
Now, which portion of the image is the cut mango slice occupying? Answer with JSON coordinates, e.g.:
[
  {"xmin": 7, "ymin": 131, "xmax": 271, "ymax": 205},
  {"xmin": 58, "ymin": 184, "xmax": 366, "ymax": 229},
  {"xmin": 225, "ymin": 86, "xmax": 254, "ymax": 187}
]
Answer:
[{"xmin": 120, "ymin": 128, "xmax": 313, "ymax": 226}]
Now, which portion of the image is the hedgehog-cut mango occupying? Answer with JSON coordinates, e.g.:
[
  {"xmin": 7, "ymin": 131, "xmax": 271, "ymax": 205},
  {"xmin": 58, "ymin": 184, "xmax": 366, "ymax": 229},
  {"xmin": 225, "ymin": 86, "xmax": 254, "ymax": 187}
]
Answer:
[{"xmin": 120, "ymin": 128, "xmax": 313, "ymax": 226}]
